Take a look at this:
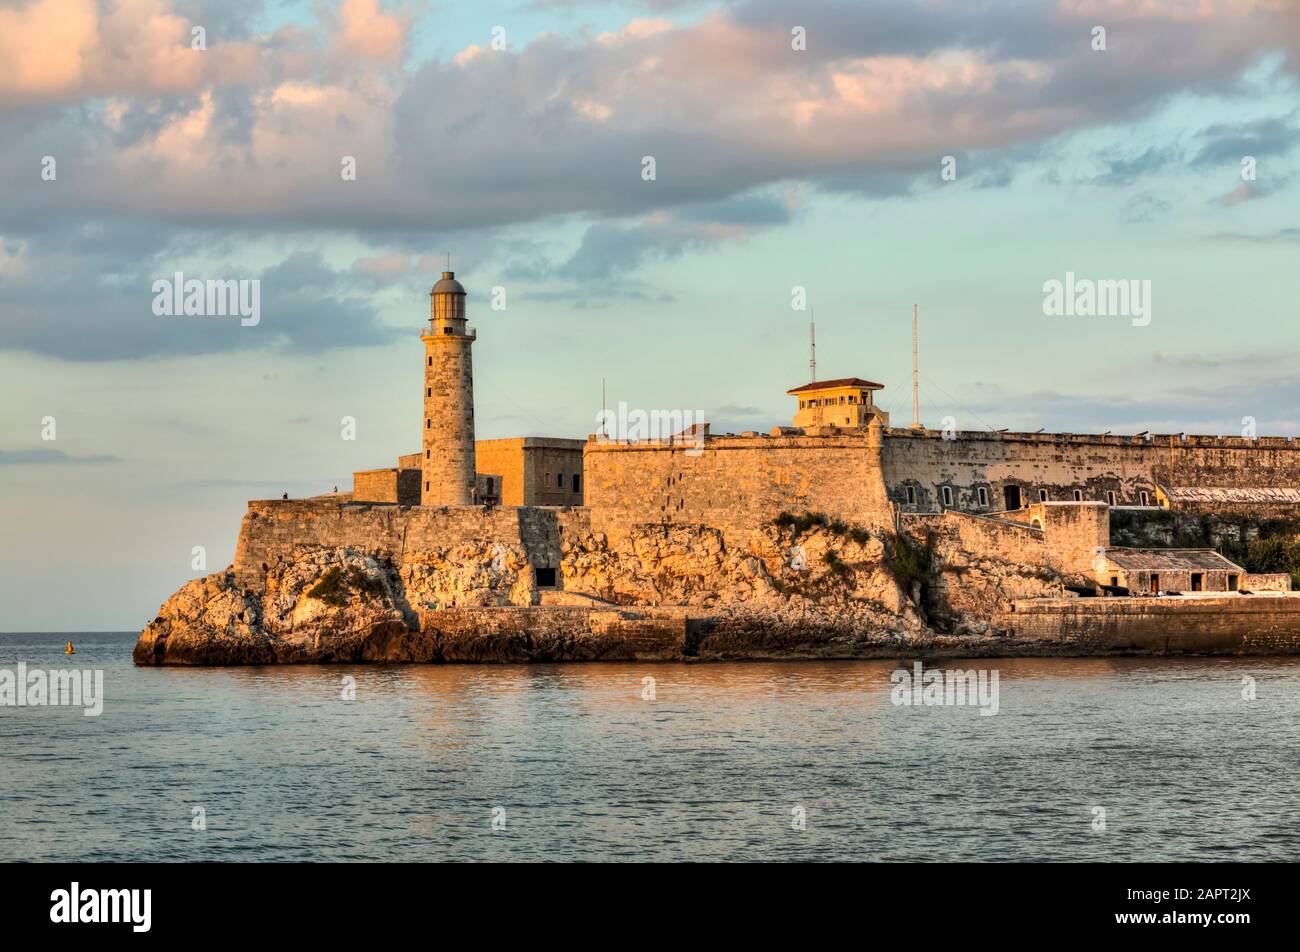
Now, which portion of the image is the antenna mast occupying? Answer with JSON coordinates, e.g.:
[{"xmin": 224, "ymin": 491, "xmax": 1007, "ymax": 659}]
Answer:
[
  {"xmin": 910, "ymin": 304, "xmax": 921, "ymax": 430},
  {"xmin": 809, "ymin": 309, "xmax": 817, "ymax": 384}
]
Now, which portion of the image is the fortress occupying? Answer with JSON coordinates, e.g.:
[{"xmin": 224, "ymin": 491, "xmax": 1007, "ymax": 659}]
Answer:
[{"xmin": 136, "ymin": 274, "xmax": 1300, "ymax": 665}]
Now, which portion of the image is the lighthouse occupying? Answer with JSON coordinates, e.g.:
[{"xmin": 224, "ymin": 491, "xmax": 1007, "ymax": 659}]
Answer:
[{"xmin": 421, "ymin": 271, "xmax": 477, "ymax": 506}]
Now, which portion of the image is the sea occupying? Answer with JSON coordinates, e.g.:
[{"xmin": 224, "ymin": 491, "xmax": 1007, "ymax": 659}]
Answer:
[{"xmin": 2, "ymin": 631, "xmax": 1298, "ymax": 862}]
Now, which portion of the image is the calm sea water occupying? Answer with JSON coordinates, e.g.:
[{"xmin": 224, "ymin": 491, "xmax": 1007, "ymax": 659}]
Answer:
[{"xmin": 2, "ymin": 631, "xmax": 1298, "ymax": 862}]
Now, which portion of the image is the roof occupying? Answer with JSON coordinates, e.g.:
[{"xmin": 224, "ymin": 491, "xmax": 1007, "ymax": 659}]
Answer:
[
  {"xmin": 431, "ymin": 271, "xmax": 466, "ymax": 295},
  {"xmin": 1105, "ymin": 547, "xmax": 1243, "ymax": 572},
  {"xmin": 1163, "ymin": 486, "xmax": 1300, "ymax": 504},
  {"xmin": 786, "ymin": 377, "xmax": 884, "ymax": 395}
]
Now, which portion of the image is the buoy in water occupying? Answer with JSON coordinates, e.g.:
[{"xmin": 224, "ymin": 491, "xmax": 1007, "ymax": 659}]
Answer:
[{"xmin": 65, "ymin": 641, "xmax": 75, "ymax": 654}]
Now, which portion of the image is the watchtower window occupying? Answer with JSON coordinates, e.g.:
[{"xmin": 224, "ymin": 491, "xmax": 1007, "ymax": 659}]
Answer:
[{"xmin": 442, "ymin": 327, "xmax": 452, "ymax": 335}]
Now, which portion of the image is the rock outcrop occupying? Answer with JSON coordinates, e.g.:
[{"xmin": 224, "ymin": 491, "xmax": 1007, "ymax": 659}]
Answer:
[{"xmin": 135, "ymin": 517, "xmax": 1043, "ymax": 665}]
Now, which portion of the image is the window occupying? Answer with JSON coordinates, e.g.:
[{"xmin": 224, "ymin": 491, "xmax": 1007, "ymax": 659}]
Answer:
[
  {"xmin": 557, "ymin": 473, "xmax": 564, "ymax": 488},
  {"xmin": 425, "ymin": 481, "xmax": 429, "ymax": 491},
  {"xmin": 978, "ymin": 487, "xmax": 989, "ymax": 507},
  {"xmin": 1140, "ymin": 491, "xmax": 1149, "ymax": 506},
  {"xmin": 425, "ymin": 450, "xmax": 429, "ymax": 459},
  {"xmin": 426, "ymin": 419, "xmax": 431, "ymax": 429},
  {"xmin": 1228, "ymin": 574, "xmax": 1239, "ymax": 591},
  {"xmin": 1191, "ymin": 572, "xmax": 1203, "ymax": 592},
  {"xmin": 573, "ymin": 474, "xmax": 581, "ymax": 493},
  {"xmin": 1038, "ymin": 489, "xmax": 1048, "ymax": 502},
  {"xmin": 427, "ymin": 387, "xmax": 431, "ymax": 397},
  {"xmin": 1110, "ymin": 576, "xmax": 1119, "ymax": 587},
  {"xmin": 443, "ymin": 327, "xmax": 452, "ymax": 335},
  {"xmin": 941, "ymin": 486, "xmax": 953, "ymax": 507},
  {"xmin": 906, "ymin": 487, "xmax": 916, "ymax": 505},
  {"xmin": 535, "ymin": 567, "xmax": 557, "ymax": 588},
  {"xmin": 1073, "ymin": 489, "xmax": 1083, "ymax": 501},
  {"xmin": 428, "ymin": 356, "xmax": 432, "ymax": 366},
  {"xmin": 1150, "ymin": 573, "xmax": 1160, "ymax": 593},
  {"xmin": 1107, "ymin": 491, "xmax": 1117, "ymax": 506}
]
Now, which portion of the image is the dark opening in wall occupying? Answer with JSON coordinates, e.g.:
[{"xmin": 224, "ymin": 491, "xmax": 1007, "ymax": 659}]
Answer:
[{"xmin": 535, "ymin": 567, "xmax": 557, "ymax": 588}]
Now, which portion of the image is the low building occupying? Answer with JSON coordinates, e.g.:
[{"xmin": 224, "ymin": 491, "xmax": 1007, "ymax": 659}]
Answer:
[
  {"xmin": 787, "ymin": 377, "xmax": 890, "ymax": 429},
  {"xmin": 356, "ymin": 438, "xmax": 583, "ymax": 507},
  {"xmin": 1099, "ymin": 547, "xmax": 1245, "ymax": 593}
]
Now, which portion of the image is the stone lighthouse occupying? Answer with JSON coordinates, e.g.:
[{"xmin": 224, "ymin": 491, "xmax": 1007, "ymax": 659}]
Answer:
[{"xmin": 421, "ymin": 271, "xmax": 476, "ymax": 506}]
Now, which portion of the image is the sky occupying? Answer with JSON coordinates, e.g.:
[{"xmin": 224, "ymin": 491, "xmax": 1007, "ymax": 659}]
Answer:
[{"xmin": 1, "ymin": 0, "xmax": 1298, "ymax": 630}]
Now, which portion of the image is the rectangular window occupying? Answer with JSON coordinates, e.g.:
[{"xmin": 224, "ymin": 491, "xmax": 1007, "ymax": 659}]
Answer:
[
  {"xmin": 1038, "ymin": 489, "xmax": 1048, "ymax": 502},
  {"xmin": 1110, "ymin": 576, "xmax": 1119, "ymax": 587},
  {"xmin": 941, "ymin": 486, "xmax": 953, "ymax": 507},
  {"xmin": 1140, "ymin": 491, "xmax": 1149, "ymax": 505},
  {"xmin": 1151, "ymin": 573, "xmax": 1160, "ymax": 593},
  {"xmin": 978, "ymin": 487, "xmax": 988, "ymax": 507},
  {"xmin": 573, "ymin": 474, "xmax": 581, "ymax": 493},
  {"xmin": 557, "ymin": 473, "xmax": 564, "ymax": 488},
  {"xmin": 1073, "ymin": 489, "xmax": 1083, "ymax": 501},
  {"xmin": 427, "ymin": 387, "xmax": 431, "ymax": 397},
  {"xmin": 428, "ymin": 356, "xmax": 432, "ymax": 366},
  {"xmin": 906, "ymin": 487, "xmax": 916, "ymax": 505},
  {"xmin": 1191, "ymin": 572, "xmax": 1203, "ymax": 592},
  {"xmin": 425, "ymin": 450, "xmax": 429, "ymax": 459},
  {"xmin": 535, "ymin": 567, "xmax": 557, "ymax": 588},
  {"xmin": 426, "ymin": 419, "xmax": 431, "ymax": 429},
  {"xmin": 1228, "ymin": 574, "xmax": 1239, "ymax": 591},
  {"xmin": 1107, "ymin": 491, "xmax": 1117, "ymax": 506}
]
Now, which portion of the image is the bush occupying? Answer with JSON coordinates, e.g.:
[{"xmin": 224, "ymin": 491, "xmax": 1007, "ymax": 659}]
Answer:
[
  {"xmin": 306, "ymin": 564, "xmax": 387, "ymax": 606},
  {"xmin": 306, "ymin": 566, "xmax": 349, "ymax": 606},
  {"xmin": 821, "ymin": 549, "xmax": 851, "ymax": 577},
  {"xmin": 889, "ymin": 533, "xmax": 933, "ymax": 590},
  {"xmin": 1245, "ymin": 537, "xmax": 1300, "ymax": 589}
]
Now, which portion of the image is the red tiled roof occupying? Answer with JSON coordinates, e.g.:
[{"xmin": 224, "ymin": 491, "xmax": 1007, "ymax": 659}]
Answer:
[{"xmin": 786, "ymin": 377, "xmax": 884, "ymax": 394}]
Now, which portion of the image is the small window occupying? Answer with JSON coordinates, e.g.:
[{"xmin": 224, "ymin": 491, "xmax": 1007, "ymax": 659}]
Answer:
[
  {"xmin": 1191, "ymin": 572, "xmax": 1203, "ymax": 592},
  {"xmin": 1073, "ymin": 489, "xmax": 1083, "ymax": 501},
  {"xmin": 978, "ymin": 487, "xmax": 989, "ymax": 507},
  {"xmin": 428, "ymin": 356, "xmax": 432, "ymax": 366},
  {"xmin": 425, "ymin": 450, "xmax": 429, "ymax": 459},
  {"xmin": 426, "ymin": 418, "xmax": 431, "ymax": 429},
  {"xmin": 906, "ymin": 487, "xmax": 916, "ymax": 505},
  {"xmin": 941, "ymin": 486, "xmax": 953, "ymax": 507},
  {"xmin": 425, "ymin": 481, "xmax": 429, "ymax": 491},
  {"xmin": 1140, "ymin": 491, "xmax": 1149, "ymax": 506},
  {"xmin": 1228, "ymin": 574, "xmax": 1239, "ymax": 591},
  {"xmin": 557, "ymin": 473, "xmax": 564, "ymax": 488},
  {"xmin": 1107, "ymin": 491, "xmax": 1117, "ymax": 506},
  {"xmin": 572, "ymin": 474, "xmax": 581, "ymax": 493},
  {"xmin": 535, "ymin": 567, "xmax": 557, "ymax": 588},
  {"xmin": 427, "ymin": 387, "xmax": 431, "ymax": 397},
  {"xmin": 442, "ymin": 327, "xmax": 452, "ymax": 335},
  {"xmin": 1038, "ymin": 489, "xmax": 1048, "ymax": 502},
  {"xmin": 1110, "ymin": 576, "xmax": 1119, "ymax": 587}
]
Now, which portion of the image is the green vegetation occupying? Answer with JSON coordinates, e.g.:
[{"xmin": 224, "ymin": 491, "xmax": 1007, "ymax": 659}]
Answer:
[
  {"xmin": 1244, "ymin": 537, "xmax": 1300, "ymax": 590},
  {"xmin": 306, "ymin": 564, "xmax": 387, "ymax": 606},
  {"xmin": 888, "ymin": 532, "xmax": 933, "ymax": 591},
  {"xmin": 821, "ymin": 548, "xmax": 851, "ymax": 577},
  {"xmin": 774, "ymin": 511, "xmax": 873, "ymax": 544}
]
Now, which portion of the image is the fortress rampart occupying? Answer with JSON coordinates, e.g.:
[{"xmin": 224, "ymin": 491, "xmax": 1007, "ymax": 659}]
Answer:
[
  {"xmin": 232, "ymin": 498, "xmax": 589, "ymax": 591},
  {"xmin": 582, "ymin": 431, "xmax": 891, "ymax": 543}
]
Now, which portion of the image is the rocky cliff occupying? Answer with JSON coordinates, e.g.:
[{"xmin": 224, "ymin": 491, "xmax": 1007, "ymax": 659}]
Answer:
[{"xmin": 134, "ymin": 514, "xmax": 1054, "ymax": 665}]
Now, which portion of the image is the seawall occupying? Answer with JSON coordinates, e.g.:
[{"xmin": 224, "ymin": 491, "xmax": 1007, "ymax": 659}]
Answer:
[{"xmin": 996, "ymin": 594, "xmax": 1300, "ymax": 653}]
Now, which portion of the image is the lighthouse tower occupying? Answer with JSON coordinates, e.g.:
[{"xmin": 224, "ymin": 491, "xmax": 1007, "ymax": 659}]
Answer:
[{"xmin": 421, "ymin": 271, "xmax": 476, "ymax": 506}]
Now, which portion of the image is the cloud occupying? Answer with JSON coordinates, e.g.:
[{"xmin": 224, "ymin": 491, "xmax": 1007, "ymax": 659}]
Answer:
[
  {"xmin": 3, "ymin": 0, "xmax": 1298, "ymax": 238},
  {"xmin": 0, "ymin": 448, "xmax": 119, "ymax": 464},
  {"xmin": 0, "ymin": 245, "xmax": 401, "ymax": 361}
]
